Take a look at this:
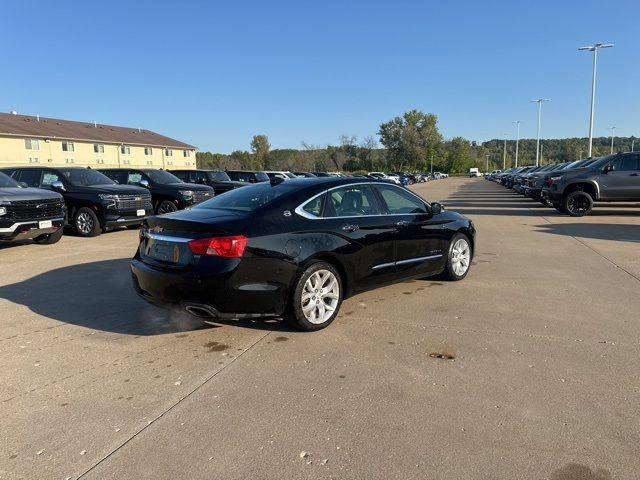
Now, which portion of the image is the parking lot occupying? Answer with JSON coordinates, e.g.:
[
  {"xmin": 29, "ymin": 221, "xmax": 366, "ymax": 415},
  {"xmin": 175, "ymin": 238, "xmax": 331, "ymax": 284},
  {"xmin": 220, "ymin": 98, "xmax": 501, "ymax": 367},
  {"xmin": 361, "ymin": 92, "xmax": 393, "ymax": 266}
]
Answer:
[{"xmin": 1, "ymin": 176, "xmax": 639, "ymax": 480}]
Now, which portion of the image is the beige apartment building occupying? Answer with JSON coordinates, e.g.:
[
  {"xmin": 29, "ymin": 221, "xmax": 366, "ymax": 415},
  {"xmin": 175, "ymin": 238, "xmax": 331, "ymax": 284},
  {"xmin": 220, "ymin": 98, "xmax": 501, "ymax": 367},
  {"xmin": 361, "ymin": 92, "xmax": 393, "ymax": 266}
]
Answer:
[{"xmin": 0, "ymin": 112, "xmax": 197, "ymax": 169}]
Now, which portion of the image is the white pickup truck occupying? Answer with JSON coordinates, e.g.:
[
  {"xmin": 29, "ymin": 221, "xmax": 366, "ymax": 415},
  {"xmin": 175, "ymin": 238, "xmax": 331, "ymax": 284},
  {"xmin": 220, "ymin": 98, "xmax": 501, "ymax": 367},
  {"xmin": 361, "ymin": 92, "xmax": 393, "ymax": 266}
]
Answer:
[{"xmin": 469, "ymin": 168, "xmax": 480, "ymax": 178}]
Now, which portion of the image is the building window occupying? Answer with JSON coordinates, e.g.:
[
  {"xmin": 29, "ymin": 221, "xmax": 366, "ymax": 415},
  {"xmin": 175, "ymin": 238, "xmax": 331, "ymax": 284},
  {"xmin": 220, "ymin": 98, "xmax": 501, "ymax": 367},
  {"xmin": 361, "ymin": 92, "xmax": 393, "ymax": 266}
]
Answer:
[
  {"xmin": 146, "ymin": 160, "xmax": 153, "ymax": 165},
  {"xmin": 94, "ymin": 143, "xmax": 104, "ymax": 153},
  {"xmin": 165, "ymin": 148, "xmax": 173, "ymax": 156},
  {"xmin": 65, "ymin": 158, "xmax": 75, "ymax": 164},
  {"xmin": 62, "ymin": 141, "xmax": 75, "ymax": 152},
  {"xmin": 183, "ymin": 149, "xmax": 190, "ymax": 157},
  {"xmin": 96, "ymin": 159, "xmax": 105, "ymax": 164},
  {"xmin": 28, "ymin": 157, "xmax": 39, "ymax": 163},
  {"xmin": 123, "ymin": 159, "xmax": 131, "ymax": 165},
  {"xmin": 25, "ymin": 138, "xmax": 40, "ymax": 150},
  {"xmin": 120, "ymin": 145, "xmax": 131, "ymax": 154},
  {"xmin": 144, "ymin": 147, "xmax": 153, "ymax": 155}
]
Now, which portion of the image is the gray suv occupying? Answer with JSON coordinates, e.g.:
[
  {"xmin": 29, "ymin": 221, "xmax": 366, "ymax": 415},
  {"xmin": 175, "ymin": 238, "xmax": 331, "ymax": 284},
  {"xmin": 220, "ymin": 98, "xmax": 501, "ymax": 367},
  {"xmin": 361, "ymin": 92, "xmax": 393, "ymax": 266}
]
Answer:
[{"xmin": 541, "ymin": 153, "xmax": 640, "ymax": 216}]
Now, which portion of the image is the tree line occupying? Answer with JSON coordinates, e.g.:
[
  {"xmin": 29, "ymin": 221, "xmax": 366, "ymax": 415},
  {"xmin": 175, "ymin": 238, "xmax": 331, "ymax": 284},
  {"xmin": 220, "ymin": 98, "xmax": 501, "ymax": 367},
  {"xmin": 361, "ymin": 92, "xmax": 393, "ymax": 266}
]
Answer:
[{"xmin": 196, "ymin": 110, "xmax": 637, "ymax": 174}]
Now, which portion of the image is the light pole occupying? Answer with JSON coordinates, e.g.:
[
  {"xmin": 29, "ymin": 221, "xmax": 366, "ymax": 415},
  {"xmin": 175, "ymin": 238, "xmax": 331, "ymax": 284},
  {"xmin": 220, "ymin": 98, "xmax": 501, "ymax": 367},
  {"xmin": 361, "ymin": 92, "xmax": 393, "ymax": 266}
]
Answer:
[
  {"xmin": 513, "ymin": 121, "xmax": 522, "ymax": 167},
  {"xmin": 503, "ymin": 134, "xmax": 507, "ymax": 169},
  {"xmin": 531, "ymin": 99, "xmax": 550, "ymax": 167},
  {"xmin": 485, "ymin": 154, "xmax": 490, "ymax": 172},
  {"xmin": 579, "ymin": 43, "xmax": 614, "ymax": 158},
  {"xmin": 609, "ymin": 126, "xmax": 616, "ymax": 154}
]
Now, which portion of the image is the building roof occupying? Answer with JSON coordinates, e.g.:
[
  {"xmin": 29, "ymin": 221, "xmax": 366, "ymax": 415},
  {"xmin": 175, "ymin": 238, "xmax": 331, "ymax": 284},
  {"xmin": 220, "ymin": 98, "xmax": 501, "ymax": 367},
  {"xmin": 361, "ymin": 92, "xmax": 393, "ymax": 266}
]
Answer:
[{"xmin": 0, "ymin": 112, "xmax": 196, "ymax": 149}]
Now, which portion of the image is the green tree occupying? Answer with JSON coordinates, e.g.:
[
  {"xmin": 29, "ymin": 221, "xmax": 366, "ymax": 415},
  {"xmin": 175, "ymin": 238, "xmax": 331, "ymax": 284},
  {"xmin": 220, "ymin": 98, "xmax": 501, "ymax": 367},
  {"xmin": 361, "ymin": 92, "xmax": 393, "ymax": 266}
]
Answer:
[
  {"xmin": 378, "ymin": 110, "xmax": 443, "ymax": 170},
  {"xmin": 250, "ymin": 135, "xmax": 270, "ymax": 168}
]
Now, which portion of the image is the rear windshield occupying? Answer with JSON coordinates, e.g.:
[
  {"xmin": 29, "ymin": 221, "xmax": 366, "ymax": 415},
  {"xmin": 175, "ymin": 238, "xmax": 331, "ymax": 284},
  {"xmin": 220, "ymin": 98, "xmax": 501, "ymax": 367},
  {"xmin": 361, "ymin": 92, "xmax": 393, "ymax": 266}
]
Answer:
[
  {"xmin": 0, "ymin": 171, "xmax": 19, "ymax": 188},
  {"xmin": 194, "ymin": 182, "xmax": 296, "ymax": 212},
  {"xmin": 60, "ymin": 169, "xmax": 115, "ymax": 186}
]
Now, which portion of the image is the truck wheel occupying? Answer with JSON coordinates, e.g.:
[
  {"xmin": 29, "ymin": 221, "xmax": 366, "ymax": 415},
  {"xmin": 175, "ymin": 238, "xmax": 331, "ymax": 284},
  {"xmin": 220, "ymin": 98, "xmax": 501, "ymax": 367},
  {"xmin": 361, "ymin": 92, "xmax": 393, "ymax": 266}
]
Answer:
[
  {"xmin": 563, "ymin": 191, "xmax": 593, "ymax": 217},
  {"xmin": 156, "ymin": 200, "xmax": 178, "ymax": 215},
  {"xmin": 33, "ymin": 228, "xmax": 64, "ymax": 245},
  {"xmin": 74, "ymin": 207, "xmax": 102, "ymax": 237}
]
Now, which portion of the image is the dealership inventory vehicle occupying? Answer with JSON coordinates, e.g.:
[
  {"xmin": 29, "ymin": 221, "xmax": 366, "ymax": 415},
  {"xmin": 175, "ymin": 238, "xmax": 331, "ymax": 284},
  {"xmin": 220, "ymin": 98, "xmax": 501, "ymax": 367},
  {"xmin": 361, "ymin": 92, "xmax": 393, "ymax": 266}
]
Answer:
[
  {"xmin": 292, "ymin": 172, "xmax": 317, "ymax": 178},
  {"xmin": 0, "ymin": 171, "xmax": 66, "ymax": 244},
  {"xmin": 541, "ymin": 152, "xmax": 640, "ymax": 216},
  {"xmin": 169, "ymin": 169, "xmax": 245, "ymax": 195},
  {"xmin": 1, "ymin": 167, "xmax": 152, "ymax": 237},
  {"xmin": 99, "ymin": 168, "xmax": 214, "ymax": 215},
  {"xmin": 226, "ymin": 170, "xmax": 270, "ymax": 184},
  {"xmin": 469, "ymin": 168, "xmax": 480, "ymax": 178},
  {"xmin": 131, "ymin": 177, "xmax": 475, "ymax": 331},
  {"xmin": 264, "ymin": 171, "xmax": 298, "ymax": 181}
]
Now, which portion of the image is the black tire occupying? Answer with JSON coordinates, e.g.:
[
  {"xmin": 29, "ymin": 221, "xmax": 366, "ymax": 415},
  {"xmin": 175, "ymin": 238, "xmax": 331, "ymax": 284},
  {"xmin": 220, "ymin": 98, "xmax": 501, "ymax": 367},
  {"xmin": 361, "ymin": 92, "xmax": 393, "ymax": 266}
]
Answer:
[
  {"xmin": 74, "ymin": 207, "xmax": 101, "ymax": 237},
  {"xmin": 441, "ymin": 233, "xmax": 472, "ymax": 281},
  {"xmin": 33, "ymin": 228, "xmax": 64, "ymax": 245},
  {"xmin": 563, "ymin": 190, "xmax": 593, "ymax": 217},
  {"xmin": 284, "ymin": 261, "xmax": 343, "ymax": 331},
  {"xmin": 156, "ymin": 200, "xmax": 178, "ymax": 215}
]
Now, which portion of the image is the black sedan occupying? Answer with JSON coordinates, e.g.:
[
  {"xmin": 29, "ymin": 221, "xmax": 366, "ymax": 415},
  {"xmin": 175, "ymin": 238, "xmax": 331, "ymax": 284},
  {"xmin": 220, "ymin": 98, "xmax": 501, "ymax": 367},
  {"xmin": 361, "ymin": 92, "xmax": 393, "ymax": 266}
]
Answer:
[{"xmin": 131, "ymin": 177, "xmax": 475, "ymax": 331}]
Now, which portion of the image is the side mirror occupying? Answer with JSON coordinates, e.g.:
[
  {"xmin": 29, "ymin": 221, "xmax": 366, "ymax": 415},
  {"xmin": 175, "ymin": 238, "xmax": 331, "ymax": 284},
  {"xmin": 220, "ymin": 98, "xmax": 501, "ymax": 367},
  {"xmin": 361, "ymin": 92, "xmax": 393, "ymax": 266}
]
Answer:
[
  {"xmin": 51, "ymin": 181, "xmax": 66, "ymax": 192},
  {"xmin": 603, "ymin": 164, "xmax": 614, "ymax": 174},
  {"xmin": 431, "ymin": 202, "xmax": 444, "ymax": 215},
  {"xmin": 139, "ymin": 179, "xmax": 150, "ymax": 188},
  {"xmin": 17, "ymin": 182, "xmax": 28, "ymax": 188}
]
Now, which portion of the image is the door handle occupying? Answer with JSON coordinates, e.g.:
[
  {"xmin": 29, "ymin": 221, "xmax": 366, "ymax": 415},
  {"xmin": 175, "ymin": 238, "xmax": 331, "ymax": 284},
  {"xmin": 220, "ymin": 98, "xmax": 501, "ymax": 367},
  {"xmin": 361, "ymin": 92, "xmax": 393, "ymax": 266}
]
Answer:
[
  {"xmin": 342, "ymin": 224, "xmax": 359, "ymax": 232},
  {"xmin": 396, "ymin": 220, "xmax": 409, "ymax": 228}
]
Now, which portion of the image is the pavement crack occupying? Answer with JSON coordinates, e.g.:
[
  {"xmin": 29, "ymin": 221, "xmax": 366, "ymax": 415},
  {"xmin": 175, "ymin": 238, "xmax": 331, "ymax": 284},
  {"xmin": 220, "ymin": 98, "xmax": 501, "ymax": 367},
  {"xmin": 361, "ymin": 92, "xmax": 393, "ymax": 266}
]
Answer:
[{"xmin": 76, "ymin": 330, "xmax": 272, "ymax": 479}]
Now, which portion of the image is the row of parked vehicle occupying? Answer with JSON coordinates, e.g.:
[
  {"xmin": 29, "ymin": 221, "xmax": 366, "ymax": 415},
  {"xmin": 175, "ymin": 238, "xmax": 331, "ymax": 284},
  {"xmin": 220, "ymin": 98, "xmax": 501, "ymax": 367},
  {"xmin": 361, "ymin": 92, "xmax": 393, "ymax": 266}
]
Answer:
[
  {"xmin": 0, "ymin": 166, "xmax": 451, "ymax": 244},
  {"xmin": 486, "ymin": 151, "xmax": 640, "ymax": 216}
]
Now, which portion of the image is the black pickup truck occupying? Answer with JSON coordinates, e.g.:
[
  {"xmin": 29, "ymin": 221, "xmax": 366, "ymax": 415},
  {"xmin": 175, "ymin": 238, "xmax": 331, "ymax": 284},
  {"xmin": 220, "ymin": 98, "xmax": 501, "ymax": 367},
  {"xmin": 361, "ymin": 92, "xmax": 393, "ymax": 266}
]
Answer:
[
  {"xmin": 0, "ymin": 171, "xmax": 65, "ymax": 244},
  {"xmin": 541, "ymin": 152, "xmax": 640, "ymax": 216},
  {"xmin": 99, "ymin": 168, "xmax": 214, "ymax": 214},
  {"xmin": 1, "ymin": 167, "xmax": 153, "ymax": 237},
  {"xmin": 169, "ymin": 169, "xmax": 245, "ymax": 195}
]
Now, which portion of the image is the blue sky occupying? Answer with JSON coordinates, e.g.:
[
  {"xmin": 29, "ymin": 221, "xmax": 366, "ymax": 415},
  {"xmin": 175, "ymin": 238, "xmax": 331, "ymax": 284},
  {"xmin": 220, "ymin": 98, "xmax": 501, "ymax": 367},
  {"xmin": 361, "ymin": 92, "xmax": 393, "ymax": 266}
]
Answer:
[{"xmin": 2, "ymin": 1, "xmax": 638, "ymax": 152}]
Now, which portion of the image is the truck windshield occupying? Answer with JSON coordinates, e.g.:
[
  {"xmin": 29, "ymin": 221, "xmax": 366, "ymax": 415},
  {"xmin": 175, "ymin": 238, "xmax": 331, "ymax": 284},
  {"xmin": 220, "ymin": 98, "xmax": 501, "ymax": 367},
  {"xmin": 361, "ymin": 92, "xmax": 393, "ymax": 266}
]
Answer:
[
  {"xmin": 0, "ymin": 171, "xmax": 19, "ymax": 188},
  {"xmin": 146, "ymin": 170, "xmax": 183, "ymax": 184},
  {"xmin": 60, "ymin": 169, "xmax": 115, "ymax": 186}
]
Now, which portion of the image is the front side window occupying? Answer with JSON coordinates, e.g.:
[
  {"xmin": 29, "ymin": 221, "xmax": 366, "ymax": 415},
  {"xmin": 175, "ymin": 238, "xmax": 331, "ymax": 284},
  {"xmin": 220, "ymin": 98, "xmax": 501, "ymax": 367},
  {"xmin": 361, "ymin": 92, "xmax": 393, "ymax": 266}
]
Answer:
[
  {"xmin": 41, "ymin": 171, "xmax": 63, "ymax": 187},
  {"xmin": 121, "ymin": 145, "xmax": 131, "ymax": 154},
  {"xmin": 325, "ymin": 185, "xmax": 380, "ymax": 217},
  {"xmin": 614, "ymin": 155, "xmax": 640, "ymax": 171},
  {"xmin": 127, "ymin": 172, "xmax": 143, "ymax": 185},
  {"xmin": 375, "ymin": 185, "xmax": 428, "ymax": 215},
  {"xmin": 94, "ymin": 143, "xmax": 104, "ymax": 153},
  {"xmin": 62, "ymin": 141, "xmax": 75, "ymax": 152},
  {"xmin": 25, "ymin": 138, "xmax": 40, "ymax": 150}
]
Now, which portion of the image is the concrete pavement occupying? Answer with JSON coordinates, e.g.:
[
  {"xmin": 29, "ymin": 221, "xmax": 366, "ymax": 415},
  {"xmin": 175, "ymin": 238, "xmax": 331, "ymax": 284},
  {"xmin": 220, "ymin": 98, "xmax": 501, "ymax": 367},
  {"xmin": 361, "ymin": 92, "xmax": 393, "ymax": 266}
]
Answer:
[{"xmin": 1, "ymin": 177, "xmax": 638, "ymax": 479}]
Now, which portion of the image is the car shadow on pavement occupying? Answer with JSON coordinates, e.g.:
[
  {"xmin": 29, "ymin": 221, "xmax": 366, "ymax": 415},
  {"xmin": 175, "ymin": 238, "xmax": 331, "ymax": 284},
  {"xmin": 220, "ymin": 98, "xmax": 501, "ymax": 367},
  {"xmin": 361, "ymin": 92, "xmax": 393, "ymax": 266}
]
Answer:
[
  {"xmin": 0, "ymin": 258, "xmax": 296, "ymax": 335},
  {"xmin": 536, "ymin": 223, "xmax": 640, "ymax": 243}
]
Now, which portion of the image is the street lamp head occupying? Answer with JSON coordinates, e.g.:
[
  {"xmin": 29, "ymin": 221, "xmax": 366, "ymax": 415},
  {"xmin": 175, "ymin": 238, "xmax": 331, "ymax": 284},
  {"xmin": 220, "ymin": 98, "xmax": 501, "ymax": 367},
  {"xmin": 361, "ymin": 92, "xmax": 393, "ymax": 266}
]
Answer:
[{"xmin": 578, "ymin": 43, "xmax": 614, "ymax": 51}]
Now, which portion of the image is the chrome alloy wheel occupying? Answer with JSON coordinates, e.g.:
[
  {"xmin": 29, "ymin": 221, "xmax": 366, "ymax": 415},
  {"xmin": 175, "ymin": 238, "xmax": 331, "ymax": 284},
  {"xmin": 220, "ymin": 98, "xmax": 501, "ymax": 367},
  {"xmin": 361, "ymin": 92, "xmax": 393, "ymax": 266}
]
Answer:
[
  {"xmin": 76, "ymin": 212, "xmax": 94, "ymax": 235},
  {"xmin": 301, "ymin": 269, "xmax": 340, "ymax": 324},
  {"xmin": 450, "ymin": 238, "xmax": 471, "ymax": 277}
]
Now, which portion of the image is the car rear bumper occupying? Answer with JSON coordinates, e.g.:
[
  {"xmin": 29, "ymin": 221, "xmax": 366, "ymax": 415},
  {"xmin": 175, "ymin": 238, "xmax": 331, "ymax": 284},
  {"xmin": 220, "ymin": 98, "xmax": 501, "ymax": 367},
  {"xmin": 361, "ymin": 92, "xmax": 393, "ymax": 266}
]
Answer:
[
  {"xmin": 0, "ymin": 218, "xmax": 64, "ymax": 240},
  {"xmin": 130, "ymin": 257, "xmax": 288, "ymax": 318}
]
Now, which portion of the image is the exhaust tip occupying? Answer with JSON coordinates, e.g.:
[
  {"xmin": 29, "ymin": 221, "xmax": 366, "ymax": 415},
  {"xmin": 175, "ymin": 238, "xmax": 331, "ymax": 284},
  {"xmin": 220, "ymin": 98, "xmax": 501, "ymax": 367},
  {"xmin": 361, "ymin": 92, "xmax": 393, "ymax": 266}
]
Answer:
[{"xmin": 185, "ymin": 305, "xmax": 216, "ymax": 318}]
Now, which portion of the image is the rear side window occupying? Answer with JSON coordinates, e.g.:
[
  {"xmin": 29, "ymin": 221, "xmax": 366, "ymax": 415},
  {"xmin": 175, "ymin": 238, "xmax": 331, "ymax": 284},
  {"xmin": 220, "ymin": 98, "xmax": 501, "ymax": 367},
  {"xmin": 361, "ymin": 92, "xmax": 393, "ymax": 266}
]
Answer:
[
  {"xmin": 325, "ymin": 185, "xmax": 380, "ymax": 217},
  {"xmin": 301, "ymin": 193, "xmax": 325, "ymax": 217},
  {"xmin": 375, "ymin": 185, "xmax": 428, "ymax": 214}
]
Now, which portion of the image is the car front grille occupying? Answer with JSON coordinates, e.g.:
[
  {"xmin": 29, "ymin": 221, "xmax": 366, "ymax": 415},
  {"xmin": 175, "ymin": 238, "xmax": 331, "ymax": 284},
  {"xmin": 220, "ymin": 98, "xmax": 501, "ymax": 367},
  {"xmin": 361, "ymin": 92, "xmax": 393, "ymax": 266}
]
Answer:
[
  {"xmin": 5, "ymin": 198, "xmax": 65, "ymax": 222},
  {"xmin": 192, "ymin": 191, "xmax": 215, "ymax": 204},
  {"xmin": 114, "ymin": 194, "xmax": 153, "ymax": 210}
]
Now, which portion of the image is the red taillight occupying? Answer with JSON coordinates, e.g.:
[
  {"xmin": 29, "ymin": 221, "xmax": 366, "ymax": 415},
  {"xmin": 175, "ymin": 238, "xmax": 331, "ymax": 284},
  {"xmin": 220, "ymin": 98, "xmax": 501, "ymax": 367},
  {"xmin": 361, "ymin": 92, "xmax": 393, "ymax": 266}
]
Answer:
[{"xmin": 188, "ymin": 235, "xmax": 248, "ymax": 258}]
